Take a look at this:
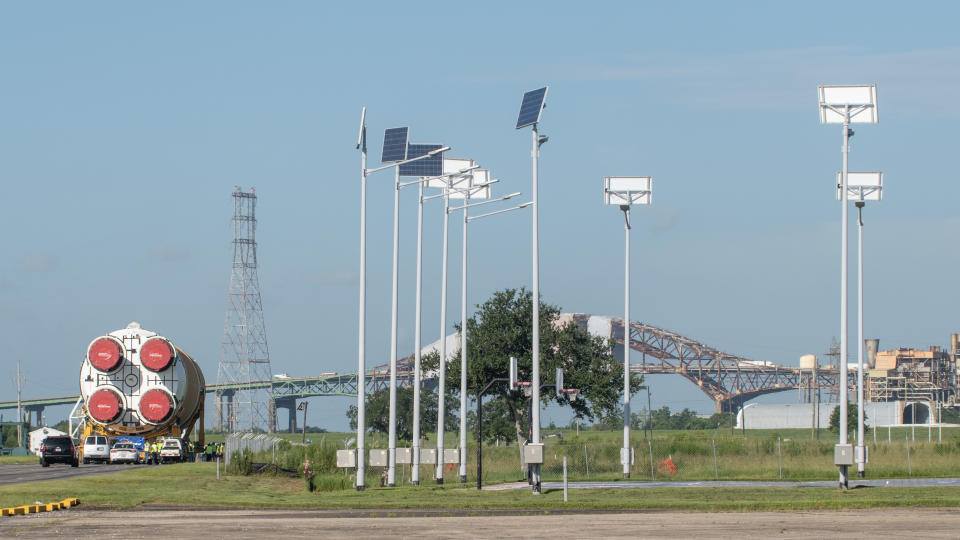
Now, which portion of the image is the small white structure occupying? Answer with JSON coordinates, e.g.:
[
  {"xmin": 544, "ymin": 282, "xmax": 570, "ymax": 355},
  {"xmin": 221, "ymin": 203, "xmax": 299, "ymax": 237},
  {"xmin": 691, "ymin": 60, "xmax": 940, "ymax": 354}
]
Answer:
[
  {"xmin": 28, "ymin": 427, "xmax": 68, "ymax": 456},
  {"xmin": 736, "ymin": 402, "xmax": 902, "ymax": 429}
]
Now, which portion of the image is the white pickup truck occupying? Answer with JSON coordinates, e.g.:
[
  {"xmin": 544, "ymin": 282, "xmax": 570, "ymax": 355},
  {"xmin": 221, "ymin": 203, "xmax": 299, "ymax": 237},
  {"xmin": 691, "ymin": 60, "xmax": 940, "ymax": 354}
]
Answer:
[{"xmin": 159, "ymin": 439, "xmax": 186, "ymax": 463}]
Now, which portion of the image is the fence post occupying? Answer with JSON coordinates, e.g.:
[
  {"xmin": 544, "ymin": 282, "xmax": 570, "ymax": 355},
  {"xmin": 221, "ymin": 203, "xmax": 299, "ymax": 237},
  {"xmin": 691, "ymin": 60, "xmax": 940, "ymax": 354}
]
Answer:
[
  {"xmin": 888, "ymin": 425, "xmax": 891, "ymax": 443},
  {"xmin": 777, "ymin": 436, "xmax": 782, "ymax": 479},
  {"xmin": 648, "ymin": 439, "xmax": 655, "ymax": 481},
  {"xmin": 583, "ymin": 444, "xmax": 589, "ymax": 479},
  {"xmin": 712, "ymin": 438, "xmax": 718, "ymax": 480},
  {"xmin": 563, "ymin": 457, "xmax": 568, "ymax": 502},
  {"xmin": 906, "ymin": 434, "xmax": 911, "ymax": 476},
  {"xmin": 216, "ymin": 456, "xmax": 220, "ymax": 480}
]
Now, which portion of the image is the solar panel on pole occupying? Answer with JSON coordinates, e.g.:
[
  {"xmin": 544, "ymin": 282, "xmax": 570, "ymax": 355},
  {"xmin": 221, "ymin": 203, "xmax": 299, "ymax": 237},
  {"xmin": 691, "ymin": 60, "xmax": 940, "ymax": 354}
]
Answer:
[
  {"xmin": 516, "ymin": 87, "xmax": 548, "ymax": 129},
  {"xmin": 399, "ymin": 143, "xmax": 444, "ymax": 177},
  {"xmin": 381, "ymin": 127, "xmax": 409, "ymax": 162}
]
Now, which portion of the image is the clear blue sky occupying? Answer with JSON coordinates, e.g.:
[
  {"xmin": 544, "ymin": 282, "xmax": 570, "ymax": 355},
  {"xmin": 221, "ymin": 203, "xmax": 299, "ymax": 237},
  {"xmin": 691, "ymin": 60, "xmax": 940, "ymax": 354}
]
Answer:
[{"xmin": 3, "ymin": 2, "xmax": 958, "ymax": 430}]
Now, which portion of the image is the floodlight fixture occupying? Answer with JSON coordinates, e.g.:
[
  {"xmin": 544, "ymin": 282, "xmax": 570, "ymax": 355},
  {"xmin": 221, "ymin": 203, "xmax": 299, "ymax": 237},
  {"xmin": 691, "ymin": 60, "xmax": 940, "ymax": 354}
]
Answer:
[
  {"xmin": 448, "ymin": 169, "xmax": 492, "ymax": 200},
  {"xmin": 818, "ymin": 85, "xmax": 878, "ymax": 124},
  {"xmin": 604, "ymin": 176, "xmax": 653, "ymax": 206},
  {"xmin": 836, "ymin": 172, "xmax": 883, "ymax": 201},
  {"xmin": 357, "ymin": 107, "xmax": 367, "ymax": 150}
]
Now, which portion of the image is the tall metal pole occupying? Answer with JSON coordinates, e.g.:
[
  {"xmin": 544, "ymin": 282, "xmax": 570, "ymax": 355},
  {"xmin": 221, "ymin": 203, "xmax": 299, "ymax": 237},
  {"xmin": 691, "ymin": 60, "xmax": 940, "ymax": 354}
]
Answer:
[
  {"xmin": 839, "ymin": 105, "xmax": 850, "ymax": 489},
  {"xmin": 356, "ymin": 117, "xmax": 367, "ymax": 491},
  {"xmin": 436, "ymin": 189, "xmax": 450, "ymax": 484},
  {"xmin": 412, "ymin": 180, "xmax": 424, "ymax": 485},
  {"xmin": 856, "ymin": 201, "xmax": 866, "ymax": 478},
  {"xmin": 622, "ymin": 205, "xmax": 631, "ymax": 479},
  {"xmin": 17, "ymin": 358, "xmax": 23, "ymax": 448},
  {"xmin": 458, "ymin": 187, "xmax": 470, "ymax": 483},
  {"xmin": 387, "ymin": 167, "xmax": 400, "ymax": 487},
  {"xmin": 530, "ymin": 125, "xmax": 542, "ymax": 492}
]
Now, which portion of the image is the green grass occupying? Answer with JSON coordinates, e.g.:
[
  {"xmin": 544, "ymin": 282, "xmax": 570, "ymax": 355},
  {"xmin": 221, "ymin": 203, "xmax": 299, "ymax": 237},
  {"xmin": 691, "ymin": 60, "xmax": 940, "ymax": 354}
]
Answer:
[
  {"xmin": 2, "ymin": 462, "xmax": 960, "ymax": 511},
  {"xmin": 0, "ymin": 455, "xmax": 37, "ymax": 465}
]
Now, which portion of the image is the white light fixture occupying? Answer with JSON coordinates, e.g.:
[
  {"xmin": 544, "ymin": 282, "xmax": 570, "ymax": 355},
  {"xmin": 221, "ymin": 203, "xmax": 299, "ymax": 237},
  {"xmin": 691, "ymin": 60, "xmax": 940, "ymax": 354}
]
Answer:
[
  {"xmin": 604, "ymin": 177, "xmax": 652, "ymax": 206},
  {"xmin": 819, "ymin": 85, "xmax": 878, "ymax": 124},
  {"xmin": 836, "ymin": 172, "xmax": 883, "ymax": 201}
]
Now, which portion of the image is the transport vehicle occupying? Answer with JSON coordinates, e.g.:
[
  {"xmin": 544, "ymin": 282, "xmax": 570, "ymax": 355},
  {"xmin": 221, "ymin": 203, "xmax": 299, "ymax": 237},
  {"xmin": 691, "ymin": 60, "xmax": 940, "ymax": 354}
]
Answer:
[{"xmin": 39, "ymin": 435, "xmax": 79, "ymax": 467}]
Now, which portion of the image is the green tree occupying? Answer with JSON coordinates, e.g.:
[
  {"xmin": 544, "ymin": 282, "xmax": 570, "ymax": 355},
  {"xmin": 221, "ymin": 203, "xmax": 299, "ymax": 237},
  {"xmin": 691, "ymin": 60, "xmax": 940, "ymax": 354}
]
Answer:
[
  {"xmin": 346, "ymin": 381, "xmax": 457, "ymax": 443},
  {"xmin": 829, "ymin": 404, "xmax": 869, "ymax": 435},
  {"xmin": 445, "ymin": 288, "xmax": 641, "ymax": 444}
]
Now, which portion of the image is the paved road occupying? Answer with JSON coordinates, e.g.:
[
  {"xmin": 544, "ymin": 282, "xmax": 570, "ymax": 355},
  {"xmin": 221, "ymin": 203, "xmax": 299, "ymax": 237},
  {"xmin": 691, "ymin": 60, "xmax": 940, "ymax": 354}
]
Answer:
[
  {"xmin": 3, "ymin": 507, "xmax": 960, "ymax": 538},
  {"xmin": 0, "ymin": 463, "xmax": 152, "ymax": 487},
  {"xmin": 538, "ymin": 477, "xmax": 960, "ymax": 489}
]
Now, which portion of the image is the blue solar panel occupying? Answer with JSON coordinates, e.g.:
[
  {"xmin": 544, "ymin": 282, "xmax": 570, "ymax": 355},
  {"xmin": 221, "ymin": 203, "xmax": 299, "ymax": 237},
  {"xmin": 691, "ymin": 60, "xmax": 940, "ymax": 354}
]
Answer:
[
  {"xmin": 516, "ymin": 87, "xmax": 548, "ymax": 129},
  {"xmin": 399, "ymin": 144, "xmax": 444, "ymax": 177},
  {"xmin": 381, "ymin": 127, "xmax": 409, "ymax": 162}
]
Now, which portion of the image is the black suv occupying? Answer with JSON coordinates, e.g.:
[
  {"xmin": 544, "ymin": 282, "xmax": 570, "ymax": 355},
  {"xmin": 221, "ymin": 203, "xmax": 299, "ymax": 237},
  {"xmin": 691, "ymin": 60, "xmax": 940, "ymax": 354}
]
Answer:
[{"xmin": 39, "ymin": 436, "xmax": 79, "ymax": 467}]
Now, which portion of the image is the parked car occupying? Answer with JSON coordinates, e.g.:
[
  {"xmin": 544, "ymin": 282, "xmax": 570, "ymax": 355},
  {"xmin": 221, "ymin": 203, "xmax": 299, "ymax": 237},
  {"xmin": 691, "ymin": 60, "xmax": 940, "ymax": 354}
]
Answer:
[
  {"xmin": 39, "ymin": 435, "xmax": 79, "ymax": 468},
  {"xmin": 159, "ymin": 438, "xmax": 185, "ymax": 463},
  {"xmin": 109, "ymin": 442, "xmax": 140, "ymax": 464},
  {"xmin": 82, "ymin": 435, "xmax": 111, "ymax": 464}
]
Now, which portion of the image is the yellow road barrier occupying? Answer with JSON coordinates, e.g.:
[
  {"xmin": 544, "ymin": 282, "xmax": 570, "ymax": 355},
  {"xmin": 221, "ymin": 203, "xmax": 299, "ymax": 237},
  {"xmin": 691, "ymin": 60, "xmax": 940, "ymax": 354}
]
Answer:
[{"xmin": 1, "ymin": 498, "xmax": 79, "ymax": 517}]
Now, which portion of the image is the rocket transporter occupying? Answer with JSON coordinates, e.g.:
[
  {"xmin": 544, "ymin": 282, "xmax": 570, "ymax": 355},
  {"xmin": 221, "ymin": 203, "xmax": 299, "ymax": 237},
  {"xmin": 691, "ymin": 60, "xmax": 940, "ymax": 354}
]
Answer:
[{"xmin": 79, "ymin": 322, "xmax": 205, "ymax": 446}]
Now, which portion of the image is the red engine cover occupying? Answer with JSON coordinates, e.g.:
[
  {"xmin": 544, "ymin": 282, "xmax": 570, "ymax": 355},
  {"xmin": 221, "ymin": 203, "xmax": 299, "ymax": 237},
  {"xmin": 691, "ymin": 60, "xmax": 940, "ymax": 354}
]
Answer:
[
  {"xmin": 88, "ymin": 338, "xmax": 123, "ymax": 372},
  {"xmin": 140, "ymin": 338, "xmax": 173, "ymax": 372},
  {"xmin": 139, "ymin": 389, "xmax": 173, "ymax": 423},
  {"xmin": 88, "ymin": 389, "xmax": 123, "ymax": 423}
]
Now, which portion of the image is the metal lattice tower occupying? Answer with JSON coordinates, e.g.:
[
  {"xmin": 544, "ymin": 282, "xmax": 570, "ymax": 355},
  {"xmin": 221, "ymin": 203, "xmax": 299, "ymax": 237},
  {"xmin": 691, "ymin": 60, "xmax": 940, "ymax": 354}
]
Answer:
[{"xmin": 217, "ymin": 186, "xmax": 274, "ymax": 433}]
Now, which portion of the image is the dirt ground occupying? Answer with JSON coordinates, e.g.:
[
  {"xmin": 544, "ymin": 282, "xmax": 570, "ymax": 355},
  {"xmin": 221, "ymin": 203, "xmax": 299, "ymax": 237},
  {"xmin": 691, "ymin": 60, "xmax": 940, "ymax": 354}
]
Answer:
[{"xmin": 2, "ymin": 507, "xmax": 959, "ymax": 539}]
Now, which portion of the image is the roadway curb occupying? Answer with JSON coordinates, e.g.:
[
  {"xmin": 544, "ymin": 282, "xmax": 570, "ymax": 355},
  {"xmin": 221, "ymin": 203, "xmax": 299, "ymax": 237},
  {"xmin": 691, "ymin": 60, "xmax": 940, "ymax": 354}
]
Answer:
[{"xmin": 1, "ymin": 498, "xmax": 79, "ymax": 517}]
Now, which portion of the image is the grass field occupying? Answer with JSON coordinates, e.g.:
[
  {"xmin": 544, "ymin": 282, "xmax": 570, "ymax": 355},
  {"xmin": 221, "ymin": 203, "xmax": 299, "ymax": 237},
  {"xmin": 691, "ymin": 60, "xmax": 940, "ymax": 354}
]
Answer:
[{"xmin": 3, "ymin": 462, "xmax": 960, "ymax": 512}]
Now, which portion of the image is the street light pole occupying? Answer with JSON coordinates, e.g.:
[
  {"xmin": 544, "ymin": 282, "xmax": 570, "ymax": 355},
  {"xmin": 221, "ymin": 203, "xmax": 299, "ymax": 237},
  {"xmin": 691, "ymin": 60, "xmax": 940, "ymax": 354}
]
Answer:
[
  {"xmin": 530, "ymin": 124, "xmax": 542, "ymax": 493},
  {"xmin": 412, "ymin": 179, "xmax": 424, "ymax": 486},
  {"xmin": 856, "ymin": 201, "xmax": 866, "ymax": 478},
  {"xmin": 436, "ymin": 184, "xmax": 450, "ymax": 484},
  {"xmin": 818, "ymin": 84, "xmax": 878, "ymax": 490},
  {"xmin": 839, "ymin": 106, "xmax": 850, "ymax": 489},
  {"xmin": 387, "ymin": 166, "xmax": 401, "ymax": 487},
  {"xmin": 459, "ymin": 183, "xmax": 470, "ymax": 483},
  {"xmin": 356, "ymin": 108, "xmax": 368, "ymax": 491},
  {"xmin": 621, "ymin": 204, "xmax": 631, "ymax": 478}
]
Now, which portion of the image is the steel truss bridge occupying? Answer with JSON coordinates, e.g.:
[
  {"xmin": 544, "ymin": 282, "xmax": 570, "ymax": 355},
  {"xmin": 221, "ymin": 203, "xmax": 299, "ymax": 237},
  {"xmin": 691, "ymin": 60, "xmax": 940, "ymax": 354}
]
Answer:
[{"xmin": 598, "ymin": 315, "xmax": 853, "ymax": 413}]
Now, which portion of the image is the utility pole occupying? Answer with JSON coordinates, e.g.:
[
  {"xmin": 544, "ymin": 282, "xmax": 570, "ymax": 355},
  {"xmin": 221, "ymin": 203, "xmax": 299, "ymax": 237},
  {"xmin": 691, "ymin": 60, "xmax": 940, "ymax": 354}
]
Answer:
[{"xmin": 17, "ymin": 358, "xmax": 23, "ymax": 448}]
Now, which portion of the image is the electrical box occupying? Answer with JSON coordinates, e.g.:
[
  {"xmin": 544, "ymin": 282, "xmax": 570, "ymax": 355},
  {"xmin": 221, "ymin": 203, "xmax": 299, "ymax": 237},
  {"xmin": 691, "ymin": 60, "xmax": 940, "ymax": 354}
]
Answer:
[
  {"xmin": 524, "ymin": 443, "xmax": 544, "ymax": 464},
  {"xmin": 336, "ymin": 449, "xmax": 356, "ymax": 468},
  {"xmin": 620, "ymin": 447, "xmax": 634, "ymax": 466},
  {"xmin": 369, "ymin": 449, "xmax": 388, "ymax": 467},
  {"xmin": 443, "ymin": 448, "xmax": 460, "ymax": 464},
  {"xmin": 834, "ymin": 444, "xmax": 854, "ymax": 466},
  {"xmin": 420, "ymin": 448, "xmax": 437, "ymax": 465},
  {"xmin": 855, "ymin": 445, "xmax": 869, "ymax": 464},
  {"xmin": 396, "ymin": 447, "xmax": 411, "ymax": 464}
]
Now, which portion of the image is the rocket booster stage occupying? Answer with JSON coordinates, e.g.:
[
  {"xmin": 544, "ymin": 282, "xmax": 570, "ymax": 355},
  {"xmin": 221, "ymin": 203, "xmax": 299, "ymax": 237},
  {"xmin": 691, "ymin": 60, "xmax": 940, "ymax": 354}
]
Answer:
[{"xmin": 80, "ymin": 322, "xmax": 205, "ymax": 438}]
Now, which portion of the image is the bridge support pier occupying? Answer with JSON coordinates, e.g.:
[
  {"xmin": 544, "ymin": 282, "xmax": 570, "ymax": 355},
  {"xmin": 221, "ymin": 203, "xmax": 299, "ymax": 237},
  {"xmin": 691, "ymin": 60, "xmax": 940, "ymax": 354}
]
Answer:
[{"xmin": 273, "ymin": 397, "xmax": 298, "ymax": 433}]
